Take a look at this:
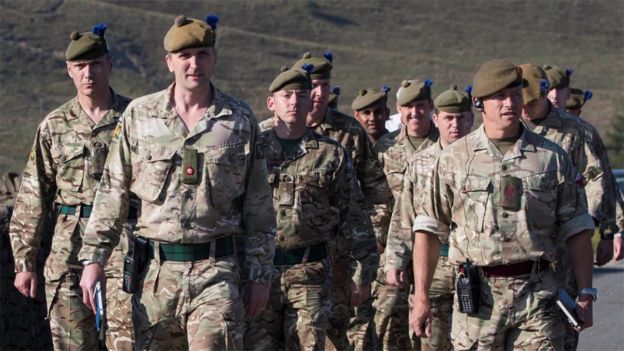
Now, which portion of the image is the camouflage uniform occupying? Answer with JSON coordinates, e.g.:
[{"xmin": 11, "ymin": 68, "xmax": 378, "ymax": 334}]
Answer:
[
  {"xmin": 387, "ymin": 141, "xmax": 454, "ymax": 351},
  {"xmin": 8, "ymin": 92, "xmax": 135, "ymax": 351},
  {"xmin": 413, "ymin": 125, "xmax": 595, "ymax": 350},
  {"xmin": 374, "ymin": 124, "xmax": 439, "ymax": 350},
  {"xmin": 78, "ymin": 84, "xmax": 276, "ymax": 350},
  {"xmin": 260, "ymin": 107, "xmax": 388, "ymax": 351},
  {"xmin": 244, "ymin": 128, "xmax": 378, "ymax": 350}
]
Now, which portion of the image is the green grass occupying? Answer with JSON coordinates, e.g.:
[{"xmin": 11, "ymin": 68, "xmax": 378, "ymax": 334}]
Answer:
[{"xmin": 1, "ymin": 0, "xmax": 623, "ymax": 173}]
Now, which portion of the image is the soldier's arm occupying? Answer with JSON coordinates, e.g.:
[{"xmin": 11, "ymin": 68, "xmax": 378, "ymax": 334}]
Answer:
[
  {"xmin": 385, "ymin": 163, "xmax": 417, "ymax": 273},
  {"xmin": 9, "ymin": 121, "xmax": 56, "ymax": 273},
  {"xmin": 361, "ymin": 136, "xmax": 392, "ymax": 247},
  {"xmin": 241, "ymin": 121, "xmax": 276, "ymax": 286}
]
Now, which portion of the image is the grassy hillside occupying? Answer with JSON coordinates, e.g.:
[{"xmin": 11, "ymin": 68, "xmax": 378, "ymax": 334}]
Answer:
[{"xmin": 1, "ymin": 0, "xmax": 623, "ymax": 173}]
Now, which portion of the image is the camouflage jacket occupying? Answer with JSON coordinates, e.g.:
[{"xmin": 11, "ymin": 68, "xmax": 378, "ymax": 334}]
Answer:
[
  {"xmin": 10, "ymin": 92, "xmax": 131, "ymax": 274},
  {"xmin": 259, "ymin": 128, "xmax": 378, "ymax": 284},
  {"xmin": 260, "ymin": 108, "xmax": 391, "ymax": 246},
  {"xmin": 79, "ymin": 84, "xmax": 277, "ymax": 285},
  {"xmin": 385, "ymin": 141, "xmax": 443, "ymax": 272},
  {"xmin": 413, "ymin": 125, "xmax": 595, "ymax": 266}
]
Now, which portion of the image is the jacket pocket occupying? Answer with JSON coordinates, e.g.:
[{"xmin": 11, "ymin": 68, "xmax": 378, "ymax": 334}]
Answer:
[
  {"xmin": 130, "ymin": 147, "xmax": 176, "ymax": 203},
  {"xmin": 205, "ymin": 143, "xmax": 248, "ymax": 215},
  {"xmin": 460, "ymin": 175, "xmax": 491, "ymax": 232}
]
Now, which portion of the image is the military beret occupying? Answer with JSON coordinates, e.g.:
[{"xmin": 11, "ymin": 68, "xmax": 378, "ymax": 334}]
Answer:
[
  {"xmin": 292, "ymin": 51, "xmax": 333, "ymax": 80},
  {"xmin": 351, "ymin": 85, "xmax": 391, "ymax": 111},
  {"xmin": 472, "ymin": 59, "xmax": 522, "ymax": 98},
  {"xmin": 328, "ymin": 85, "xmax": 340, "ymax": 108},
  {"xmin": 65, "ymin": 23, "xmax": 109, "ymax": 61},
  {"xmin": 397, "ymin": 79, "xmax": 432, "ymax": 106},
  {"xmin": 543, "ymin": 65, "xmax": 573, "ymax": 90},
  {"xmin": 519, "ymin": 63, "xmax": 550, "ymax": 104},
  {"xmin": 434, "ymin": 85, "xmax": 472, "ymax": 113},
  {"xmin": 268, "ymin": 64, "xmax": 313, "ymax": 93},
  {"xmin": 566, "ymin": 87, "xmax": 592, "ymax": 110},
  {"xmin": 163, "ymin": 14, "xmax": 218, "ymax": 52}
]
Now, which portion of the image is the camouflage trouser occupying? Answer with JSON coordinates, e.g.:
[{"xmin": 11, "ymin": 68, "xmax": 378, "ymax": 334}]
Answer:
[
  {"xmin": 371, "ymin": 278, "xmax": 411, "ymax": 351},
  {"xmin": 132, "ymin": 251, "xmax": 244, "ymax": 350},
  {"xmin": 325, "ymin": 257, "xmax": 352, "ymax": 351},
  {"xmin": 244, "ymin": 259, "xmax": 332, "ymax": 351},
  {"xmin": 407, "ymin": 294, "xmax": 421, "ymax": 351},
  {"xmin": 347, "ymin": 295, "xmax": 376, "ymax": 351},
  {"xmin": 45, "ymin": 272, "xmax": 98, "ymax": 351},
  {"xmin": 450, "ymin": 268, "xmax": 565, "ymax": 350},
  {"xmin": 421, "ymin": 256, "xmax": 454, "ymax": 351}
]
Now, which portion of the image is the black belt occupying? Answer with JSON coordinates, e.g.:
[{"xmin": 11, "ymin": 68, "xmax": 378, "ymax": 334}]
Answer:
[
  {"xmin": 274, "ymin": 243, "xmax": 327, "ymax": 265},
  {"xmin": 147, "ymin": 237, "xmax": 235, "ymax": 262},
  {"xmin": 480, "ymin": 260, "xmax": 550, "ymax": 278}
]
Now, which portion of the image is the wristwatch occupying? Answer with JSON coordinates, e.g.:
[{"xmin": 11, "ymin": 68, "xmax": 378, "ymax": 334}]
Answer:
[
  {"xmin": 81, "ymin": 256, "xmax": 105, "ymax": 267},
  {"xmin": 578, "ymin": 287, "xmax": 598, "ymax": 302}
]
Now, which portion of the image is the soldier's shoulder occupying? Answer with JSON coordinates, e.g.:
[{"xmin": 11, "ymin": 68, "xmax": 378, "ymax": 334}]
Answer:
[
  {"xmin": 125, "ymin": 89, "xmax": 168, "ymax": 112},
  {"xmin": 525, "ymin": 129, "xmax": 569, "ymax": 158},
  {"xmin": 316, "ymin": 132, "xmax": 346, "ymax": 151},
  {"xmin": 42, "ymin": 98, "xmax": 76, "ymax": 122},
  {"xmin": 258, "ymin": 117, "xmax": 275, "ymax": 132},
  {"xmin": 374, "ymin": 130, "xmax": 401, "ymax": 153},
  {"xmin": 330, "ymin": 109, "xmax": 366, "ymax": 132}
]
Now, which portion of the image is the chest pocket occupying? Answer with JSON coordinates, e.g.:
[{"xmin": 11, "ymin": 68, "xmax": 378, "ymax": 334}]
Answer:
[
  {"xmin": 460, "ymin": 175, "xmax": 491, "ymax": 232},
  {"xmin": 57, "ymin": 144, "xmax": 86, "ymax": 192},
  {"xmin": 205, "ymin": 143, "xmax": 248, "ymax": 215},
  {"xmin": 524, "ymin": 173, "xmax": 557, "ymax": 230},
  {"xmin": 298, "ymin": 171, "xmax": 333, "ymax": 227},
  {"xmin": 130, "ymin": 147, "xmax": 176, "ymax": 203}
]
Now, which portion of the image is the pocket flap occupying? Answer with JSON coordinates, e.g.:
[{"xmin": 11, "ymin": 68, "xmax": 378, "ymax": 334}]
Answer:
[
  {"xmin": 62, "ymin": 145, "xmax": 85, "ymax": 163},
  {"xmin": 462, "ymin": 175, "xmax": 491, "ymax": 192},
  {"xmin": 526, "ymin": 173, "xmax": 556, "ymax": 191}
]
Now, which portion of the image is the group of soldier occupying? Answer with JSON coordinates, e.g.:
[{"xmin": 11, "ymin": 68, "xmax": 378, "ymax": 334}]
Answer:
[{"xmin": 5, "ymin": 12, "xmax": 624, "ymax": 351}]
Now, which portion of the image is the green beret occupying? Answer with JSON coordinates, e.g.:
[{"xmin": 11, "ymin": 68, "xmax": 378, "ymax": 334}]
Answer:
[
  {"xmin": 434, "ymin": 85, "xmax": 472, "ymax": 113},
  {"xmin": 328, "ymin": 85, "xmax": 340, "ymax": 108},
  {"xmin": 351, "ymin": 85, "xmax": 390, "ymax": 111},
  {"xmin": 566, "ymin": 87, "xmax": 592, "ymax": 110},
  {"xmin": 519, "ymin": 63, "xmax": 549, "ymax": 104},
  {"xmin": 292, "ymin": 51, "xmax": 333, "ymax": 80},
  {"xmin": 163, "ymin": 15, "xmax": 218, "ymax": 52},
  {"xmin": 397, "ymin": 79, "xmax": 432, "ymax": 106},
  {"xmin": 65, "ymin": 23, "xmax": 108, "ymax": 61},
  {"xmin": 472, "ymin": 59, "xmax": 522, "ymax": 98},
  {"xmin": 543, "ymin": 65, "xmax": 573, "ymax": 89},
  {"xmin": 268, "ymin": 65, "xmax": 313, "ymax": 93}
]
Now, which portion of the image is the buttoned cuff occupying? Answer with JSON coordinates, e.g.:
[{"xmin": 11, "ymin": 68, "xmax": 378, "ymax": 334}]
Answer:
[
  {"xmin": 559, "ymin": 213, "xmax": 595, "ymax": 242},
  {"xmin": 13, "ymin": 256, "xmax": 36, "ymax": 273},
  {"xmin": 413, "ymin": 215, "xmax": 450, "ymax": 241},
  {"xmin": 78, "ymin": 246, "xmax": 111, "ymax": 267}
]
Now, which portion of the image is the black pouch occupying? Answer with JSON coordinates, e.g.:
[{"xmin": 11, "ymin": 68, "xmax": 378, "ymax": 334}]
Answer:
[
  {"xmin": 122, "ymin": 236, "xmax": 149, "ymax": 294},
  {"xmin": 181, "ymin": 147, "xmax": 199, "ymax": 185},
  {"xmin": 500, "ymin": 175, "xmax": 522, "ymax": 211},
  {"xmin": 89, "ymin": 141, "xmax": 107, "ymax": 179},
  {"xmin": 456, "ymin": 261, "xmax": 480, "ymax": 314}
]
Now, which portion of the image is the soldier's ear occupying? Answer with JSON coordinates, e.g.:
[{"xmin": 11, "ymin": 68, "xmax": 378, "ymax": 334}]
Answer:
[
  {"xmin": 267, "ymin": 95, "xmax": 275, "ymax": 112},
  {"xmin": 66, "ymin": 61, "xmax": 73, "ymax": 78}
]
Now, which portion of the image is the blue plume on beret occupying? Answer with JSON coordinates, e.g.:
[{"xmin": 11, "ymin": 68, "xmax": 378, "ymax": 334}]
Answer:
[
  {"xmin": 584, "ymin": 90, "xmax": 593, "ymax": 101},
  {"xmin": 323, "ymin": 51, "xmax": 333, "ymax": 62},
  {"xmin": 539, "ymin": 79, "xmax": 550, "ymax": 93},
  {"xmin": 424, "ymin": 79, "xmax": 433, "ymax": 88},
  {"xmin": 566, "ymin": 68, "xmax": 574, "ymax": 78},
  {"xmin": 464, "ymin": 85, "xmax": 473, "ymax": 95},
  {"xmin": 381, "ymin": 84, "xmax": 391, "ymax": 93},
  {"xmin": 331, "ymin": 86, "xmax": 341, "ymax": 95},
  {"xmin": 92, "ymin": 23, "xmax": 107, "ymax": 37},
  {"xmin": 301, "ymin": 63, "xmax": 314, "ymax": 73},
  {"xmin": 206, "ymin": 14, "xmax": 219, "ymax": 30}
]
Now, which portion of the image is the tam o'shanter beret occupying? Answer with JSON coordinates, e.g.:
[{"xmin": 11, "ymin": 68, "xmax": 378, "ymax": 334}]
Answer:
[
  {"xmin": 519, "ymin": 63, "xmax": 550, "ymax": 104},
  {"xmin": 397, "ymin": 79, "xmax": 432, "ymax": 106},
  {"xmin": 434, "ymin": 85, "xmax": 472, "ymax": 113},
  {"xmin": 566, "ymin": 87, "xmax": 592, "ymax": 110},
  {"xmin": 351, "ymin": 85, "xmax": 391, "ymax": 111},
  {"xmin": 65, "ymin": 23, "xmax": 109, "ymax": 61},
  {"xmin": 472, "ymin": 59, "xmax": 522, "ymax": 98},
  {"xmin": 328, "ymin": 85, "xmax": 340, "ymax": 108},
  {"xmin": 164, "ymin": 14, "xmax": 219, "ymax": 52},
  {"xmin": 268, "ymin": 64, "xmax": 313, "ymax": 93},
  {"xmin": 543, "ymin": 65, "xmax": 573, "ymax": 90},
  {"xmin": 292, "ymin": 51, "xmax": 333, "ymax": 80}
]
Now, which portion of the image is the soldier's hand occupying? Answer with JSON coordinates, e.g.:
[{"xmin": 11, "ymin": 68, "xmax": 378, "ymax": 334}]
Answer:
[
  {"xmin": 410, "ymin": 295, "xmax": 432, "ymax": 338},
  {"xmin": 349, "ymin": 282, "xmax": 371, "ymax": 307},
  {"xmin": 575, "ymin": 296, "xmax": 593, "ymax": 332},
  {"xmin": 385, "ymin": 269, "xmax": 406, "ymax": 287},
  {"xmin": 244, "ymin": 282, "xmax": 270, "ymax": 319},
  {"xmin": 79, "ymin": 263, "xmax": 105, "ymax": 314},
  {"xmin": 14, "ymin": 271, "xmax": 38, "ymax": 298},
  {"xmin": 613, "ymin": 235, "xmax": 623, "ymax": 261},
  {"xmin": 595, "ymin": 239, "xmax": 613, "ymax": 266}
]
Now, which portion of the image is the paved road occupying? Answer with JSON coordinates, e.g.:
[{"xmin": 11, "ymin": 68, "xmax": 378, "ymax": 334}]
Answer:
[{"xmin": 577, "ymin": 259, "xmax": 624, "ymax": 351}]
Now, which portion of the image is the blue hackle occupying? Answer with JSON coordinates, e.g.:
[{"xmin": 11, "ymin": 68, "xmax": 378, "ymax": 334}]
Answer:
[
  {"xmin": 206, "ymin": 14, "xmax": 219, "ymax": 30},
  {"xmin": 331, "ymin": 86, "xmax": 341, "ymax": 95},
  {"xmin": 566, "ymin": 68, "xmax": 574, "ymax": 78},
  {"xmin": 92, "ymin": 23, "xmax": 107, "ymax": 37},
  {"xmin": 424, "ymin": 79, "xmax": 433, "ymax": 88},
  {"xmin": 323, "ymin": 51, "xmax": 333, "ymax": 62},
  {"xmin": 539, "ymin": 79, "xmax": 550, "ymax": 92},
  {"xmin": 584, "ymin": 90, "xmax": 593, "ymax": 101},
  {"xmin": 465, "ymin": 85, "xmax": 473, "ymax": 95},
  {"xmin": 301, "ymin": 63, "xmax": 314, "ymax": 73},
  {"xmin": 381, "ymin": 84, "xmax": 391, "ymax": 93}
]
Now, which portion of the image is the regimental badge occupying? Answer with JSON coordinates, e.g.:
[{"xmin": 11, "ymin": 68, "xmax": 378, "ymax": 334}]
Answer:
[
  {"xmin": 112, "ymin": 122, "xmax": 122, "ymax": 139},
  {"xmin": 500, "ymin": 175, "xmax": 522, "ymax": 211}
]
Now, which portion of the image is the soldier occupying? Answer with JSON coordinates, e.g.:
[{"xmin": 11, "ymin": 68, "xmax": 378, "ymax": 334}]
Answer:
[
  {"xmin": 8, "ymin": 24, "xmax": 136, "ymax": 351},
  {"xmin": 78, "ymin": 15, "xmax": 276, "ymax": 350},
  {"xmin": 565, "ymin": 88, "xmax": 592, "ymax": 117},
  {"xmin": 387, "ymin": 85, "xmax": 474, "ymax": 351},
  {"xmin": 244, "ymin": 65, "xmax": 377, "ymax": 350},
  {"xmin": 352, "ymin": 85, "xmax": 391, "ymax": 144},
  {"xmin": 411, "ymin": 59, "xmax": 596, "ymax": 350},
  {"xmin": 259, "ymin": 52, "xmax": 389, "ymax": 351}
]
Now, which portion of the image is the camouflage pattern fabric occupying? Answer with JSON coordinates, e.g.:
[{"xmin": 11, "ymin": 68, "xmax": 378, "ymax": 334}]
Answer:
[
  {"xmin": 413, "ymin": 124, "xmax": 595, "ymax": 349},
  {"xmin": 423, "ymin": 256, "xmax": 454, "ymax": 351},
  {"xmin": 133, "ymin": 254, "xmax": 245, "ymax": 350}
]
